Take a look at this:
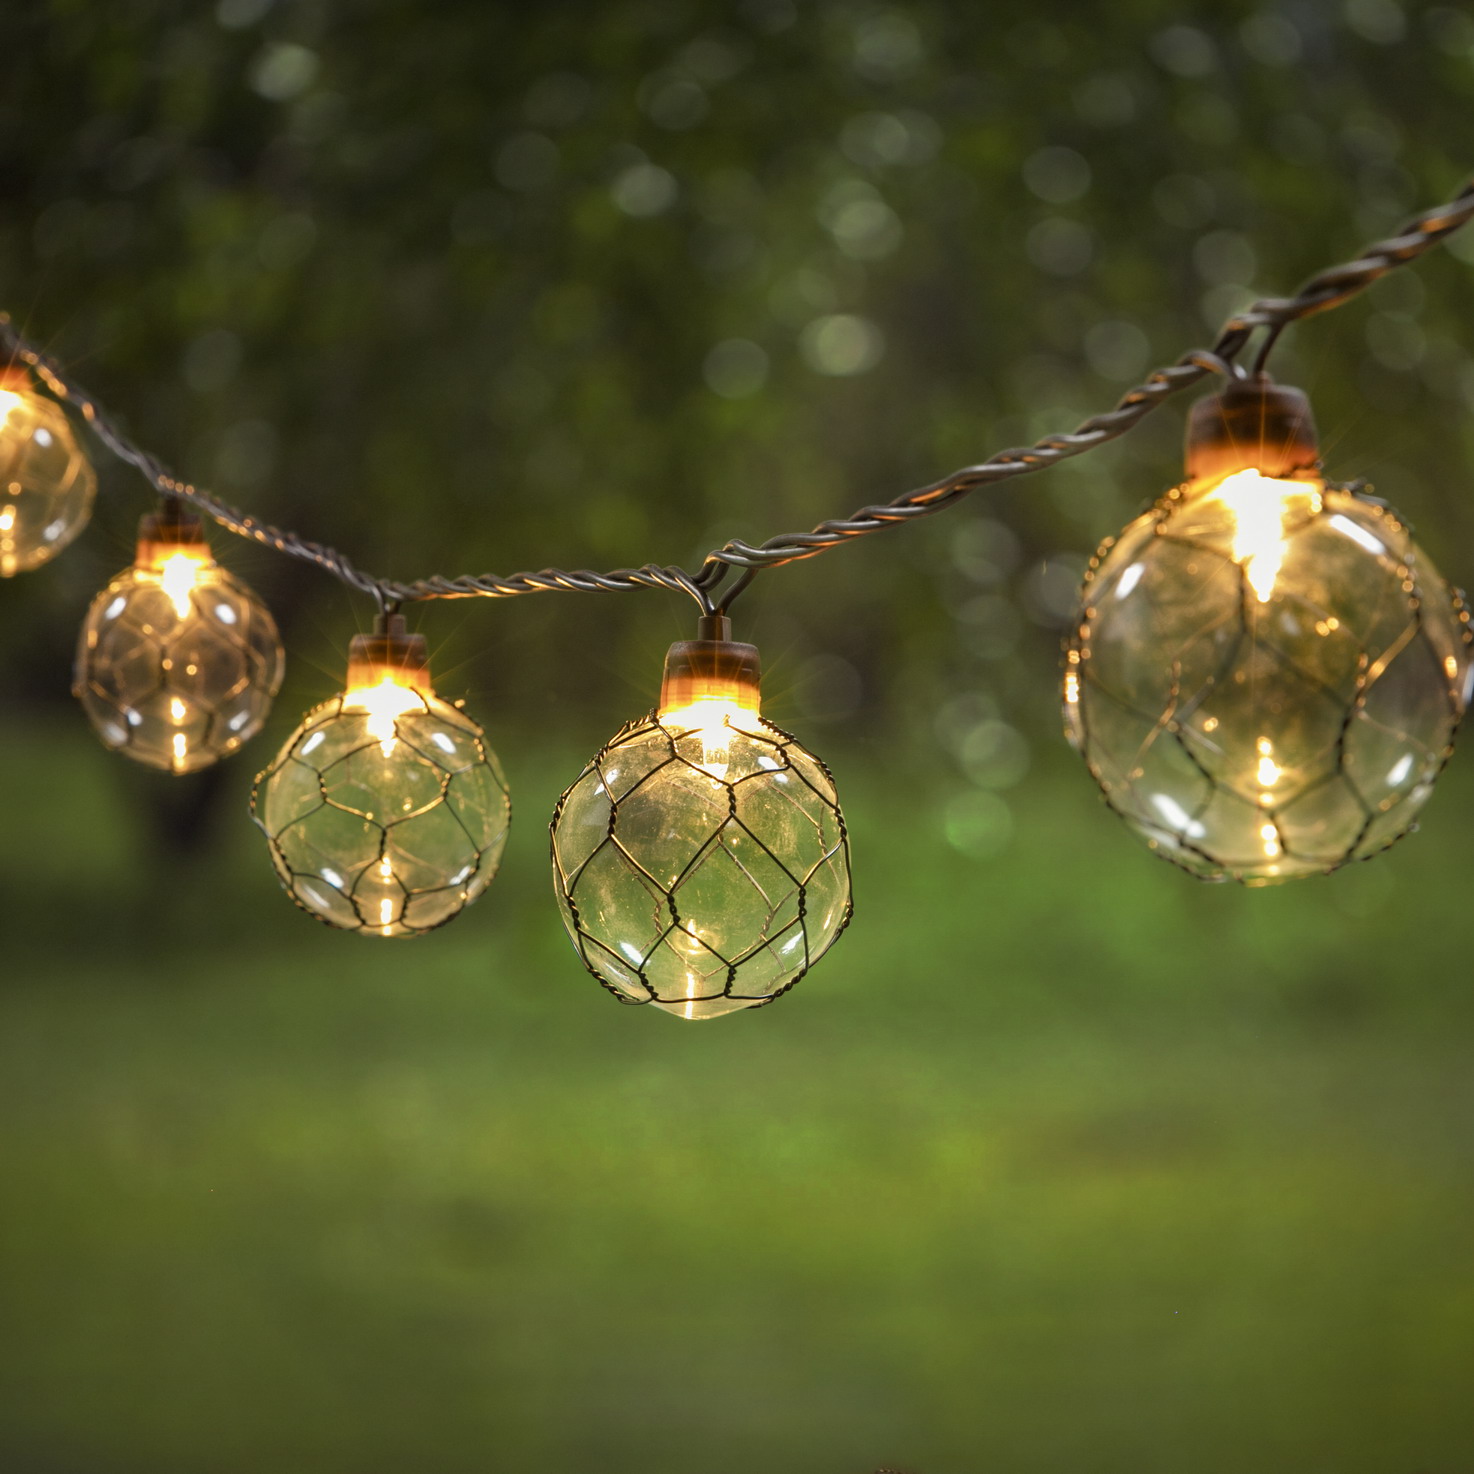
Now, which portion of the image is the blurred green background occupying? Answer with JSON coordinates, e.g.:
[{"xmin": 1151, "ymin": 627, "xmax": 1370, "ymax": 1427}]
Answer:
[{"xmin": 4, "ymin": 2, "xmax": 1474, "ymax": 1470}]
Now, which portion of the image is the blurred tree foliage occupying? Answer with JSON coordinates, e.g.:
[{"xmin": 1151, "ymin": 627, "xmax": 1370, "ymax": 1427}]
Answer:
[
  {"xmin": 2, "ymin": 0, "xmax": 1473, "ymax": 840},
  {"xmin": 6, "ymin": 11, "xmax": 1474, "ymax": 1470}
]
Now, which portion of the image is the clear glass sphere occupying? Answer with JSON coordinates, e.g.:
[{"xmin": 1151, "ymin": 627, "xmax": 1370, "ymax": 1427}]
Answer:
[
  {"xmin": 0, "ymin": 385, "xmax": 96, "ymax": 576},
  {"xmin": 1065, "ymin": 471, "xmax": 1473, "ymax": 883},
  {"xmin": 75, "ymin": 557, "xmax": 285, "ymax": 772},
  {"xmin": 253, "ymin": 690, "xmax": 512, "ymax": 937},
  {"xmin": 551, "ymin": 711, "xmax": 852, "ymax": 1019}
]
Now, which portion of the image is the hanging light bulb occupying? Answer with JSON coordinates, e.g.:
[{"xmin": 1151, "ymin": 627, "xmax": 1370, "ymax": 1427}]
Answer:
[
  {"xmin": 0, "ymin": 363, "xmax": 96, "ymax": 576},
  {"xmin": 252, "ymin": 614, "xmax": 511, "ymax": 937},
  {"xmin": 75, "ymin": 502, "xmax": 285, "ymax": 772},
  {"xmin": 551, "ymin": 614, "xmax": 852, "ymax": 1019},
  {"xmin": 1064, "ymin": 375, "xmax": 1473, "ymax": 884}
]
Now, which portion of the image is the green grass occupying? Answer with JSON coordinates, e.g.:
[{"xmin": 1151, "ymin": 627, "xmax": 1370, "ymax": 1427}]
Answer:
[{"xmin": 2, "ymin": 720, "xmax": 1473, "ymax": 1473}]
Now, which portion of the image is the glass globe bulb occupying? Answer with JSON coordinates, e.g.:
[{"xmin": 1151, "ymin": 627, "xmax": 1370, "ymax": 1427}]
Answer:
[
  {"xmin": 75, "ymin": 508, "xmax": 284, "ymax": 772},
  {"xmin": 1066, "ymin": 382, "xmax": 1472, "ymax": 884},
  {"xmin": 252, "ymin": 620, "xmax": 511, "ymax": 937},
  {"xmin": 551, "ymin": 622, "xmax": 852, "ymax": 1019},
  {"xmin": 0, "ymin": 370, "xmax": 96, "ymax": 576}
]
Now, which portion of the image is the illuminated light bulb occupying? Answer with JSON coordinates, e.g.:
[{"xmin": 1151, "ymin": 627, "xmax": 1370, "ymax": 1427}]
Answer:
[
  {"xmin": 1214, "ymin": 466, "xmax": 1324, "ymax": 602},
  {"xmin": 0, "ymin": 364, "xmax": 96, "ymax": 577},
  {"xmin": 1064, "ymin": 376, "xmax": 1473, "ymax": 885},
  {"xmin": 74, "ymin": 503, "xmax": 284, "ymax": 772},
  {"xmin": 551, "ymin": 614, "xmax": 852, "ymax": 1019},
  {"xmin": 655, "ymin": 688, "xmax": 763, "ymax": 782},
  {"xmin": 252, "ymin": 615, "xmax": 511, "ymax": 938}
]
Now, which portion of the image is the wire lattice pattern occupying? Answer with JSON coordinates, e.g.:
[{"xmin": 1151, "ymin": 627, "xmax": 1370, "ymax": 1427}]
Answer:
[
  {"xmin": 253, "ymin": 692, "xmax": 511, "ymax": 936},
  {"xmin": 551, "ymin": 712, "xmax": 852, "ymax": 1018},
  {"xmin": 75, "ymin": 563, "xmax": 283, "ymax": 773},
  {"xmin": 1065, "ymin": 480, "xmax": 1474, "ymax": 883},
  {"xmin": 0, "ymin": 386, "xmax": 95, "ymax": 577},
  {"xmin": 1, "ymin": 177, "xmax": 1470, "ymax": 611}
]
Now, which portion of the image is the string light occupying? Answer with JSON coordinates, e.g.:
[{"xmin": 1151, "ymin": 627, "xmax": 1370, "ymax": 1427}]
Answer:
[
  {"xmin": 551, "ymin": 615, "xmax": 852, "ymax": 1019},
  {"xmin": 251, "ymin": 615, "xmax": 511, "ymax": 937},
  {"xmin": 74, "ymin": 502, "xmax": 285, "ymax": 773},
  {"xmin": 1064, "ymin": 376, "xmax": 1473, "ymax": 884},
  {"xmin": 0, "ymin": 364, "xmax": 95, "ymax": 577},
  {"xmin": 0, "ymin": 175, "xmax": 1472, "ymax": 1003}
]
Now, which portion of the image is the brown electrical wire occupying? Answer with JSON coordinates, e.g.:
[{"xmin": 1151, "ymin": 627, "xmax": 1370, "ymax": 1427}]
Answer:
[{"xmin": 2, "ymin": 174, "xmax": 1471, "ymax": 616}]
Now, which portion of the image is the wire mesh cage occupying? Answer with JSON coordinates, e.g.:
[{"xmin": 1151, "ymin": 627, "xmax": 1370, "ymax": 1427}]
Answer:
[
  {"xmin": 252, "ymin": 691, "xmax": 511, "ymax": 937},
  {"xmin": 0, "ymin": 383, "xmax": 95, "ymax": 577},
  {"xmin": 551, "ymin": 710, "xmax": 852, "ymax": 1019},
  {"xmin": 75, "ymin": 562, "xmax": 284, "ymax": 772},
  {"xmin": 1065, "ymin": 478, "xmax": 1474, "ymax": 884}
]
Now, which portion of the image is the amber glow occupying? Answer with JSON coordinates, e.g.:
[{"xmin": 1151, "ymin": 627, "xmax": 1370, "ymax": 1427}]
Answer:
[
  {"xmin": 657, "ymin": 664, "xmax": 761, "ymax": 776},
  {"xmin": 658, "ymin": 695, "xmax": 761, "ymax": 780},
  {"xmin": 158, "ymin": 553, "xmax": 203, "ymax": 619},
  {"xmin": 344, "ymin": 676, "xmax": 424, "ymax": 756},
  {"xmin": 1207, "ymin": 469, "xmax": 1323, "ymax": 604},
  {"xmin": 137, "ymin": 546, "xmax": 214, "ymax": 619},
  {"xmin": 0, "ymin": 389, "xmax": 22, "ymax": 423}
]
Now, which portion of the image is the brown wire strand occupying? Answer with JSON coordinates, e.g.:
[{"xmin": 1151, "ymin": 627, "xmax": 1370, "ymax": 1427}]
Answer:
[{"xmin": 2, "ymin": 175, "xmax": 1471, "ymax": 613}]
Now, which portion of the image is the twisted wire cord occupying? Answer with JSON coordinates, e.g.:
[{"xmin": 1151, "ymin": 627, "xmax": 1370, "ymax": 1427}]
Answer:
[
  {"xmin": 0, "ymin": 339, "xmax": 390, "ymax": 601},
  {"xmin": 3, "ymin": 174, "xmax": 1471, "ymax": 612},
  {"xmin": 693, "ymin": 176, "xmax": 1474, "ymax": 579}
]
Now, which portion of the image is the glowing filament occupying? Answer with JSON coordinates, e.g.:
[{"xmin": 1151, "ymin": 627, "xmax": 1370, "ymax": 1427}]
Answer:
[
  {"xmin": 1211, "ymin": 469, "xmax": 1320, "ymax": 604},
  {"xmin": 170, "ymin": 697, "xmax": 187, "ymax": 724},
  {"xmin": 1064, "ymin": 671, "xmax": 1079, "ymax": 705},
  {"xmin": 0, "ymin": 390, "xmax": 21, "ymax": 423},
  {"xmin": 0, "ymin": 505, "xmax": 14, "ymax": 533},
  {"xmin": 157, "ymin": 551, "xmax": 206, "ymax": 619},
  {"xmin": 171, "ymin": 732, "xmax": 187, "ymax": 767},
  {"xmin": 344, "ymin": 677, "xmax": 422, "ymax": 756},
  {"xmin": 659, "ymin": 697, "xmax": 756, "ymax": 780},
  {"xmin": 1259, "ymin": 821, "xmax": 1281, "ymax": 859}
]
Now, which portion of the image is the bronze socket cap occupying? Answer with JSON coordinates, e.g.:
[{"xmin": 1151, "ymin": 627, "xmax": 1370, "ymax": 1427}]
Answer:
[
  {"xmin": 346, "ymin": 614, "xmax": 432, "ymax": 694},
  {"xmin": 136, "ymin": 504, "xmax": 212, "ymax": 570},
  {"xmin": 1185, "ymin": 377, "xmax": 1320, "ymax": 482},
  {"xmin": 138, "ymin": 504, "xmax": 208, "ymax": 549},
  {"xmin": 660, "ymin": 617, "xmax": 762, "ymax": 716}
]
